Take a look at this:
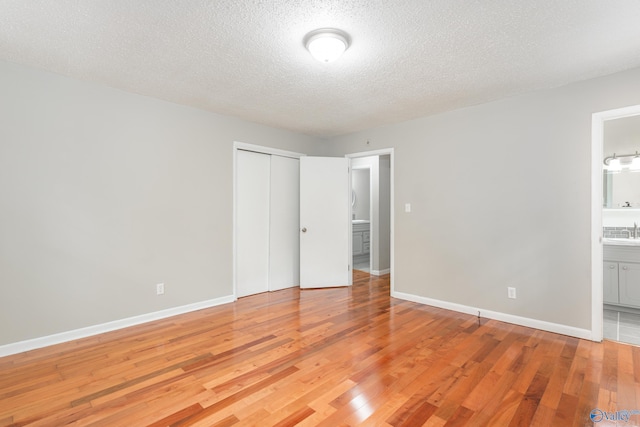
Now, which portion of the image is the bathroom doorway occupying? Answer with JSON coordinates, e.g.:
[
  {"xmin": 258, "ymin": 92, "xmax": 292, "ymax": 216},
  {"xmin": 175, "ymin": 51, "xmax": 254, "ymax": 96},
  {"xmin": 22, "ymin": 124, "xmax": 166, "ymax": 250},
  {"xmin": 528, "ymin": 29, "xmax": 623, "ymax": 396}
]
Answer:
[
  {"xmin": 348, "ymin": 152, "xmax": 392, "ymax": 279},
  {"xmin": 352, "ymin": 166, "xmax": 370, "ymax": 272},
  {"xmin": 592, "ymin": 105, "xmax": 640, "ymax": 344},
  {"xmin": 601, "ymin": 112, "xmax": 640, "ymax": 345}
]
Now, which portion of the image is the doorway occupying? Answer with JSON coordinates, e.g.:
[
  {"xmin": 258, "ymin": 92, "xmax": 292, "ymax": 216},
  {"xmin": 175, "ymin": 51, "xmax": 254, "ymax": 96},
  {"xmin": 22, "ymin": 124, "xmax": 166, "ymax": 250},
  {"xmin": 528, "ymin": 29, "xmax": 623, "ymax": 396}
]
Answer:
[
  {"xmin": 351, "ymin": 166, "xmax": 371, "ymax": 272},
  {"xmin": 347, "ymin": 150, "xmax": 394, "ymax": 288},
  {"xmin": 234, "ymin": 142, "xmax": 355, "ymax": 296},
  {"xmin": 233, "ymin": 143, "xmax": 394, "ymax": 298},
  {"xmin": 600, "ymin": 112, "xmax": 640, "ymax": 345},
  {"xmin": 592, "ymin": 105, "xmax": 640, "ymax": 343}
]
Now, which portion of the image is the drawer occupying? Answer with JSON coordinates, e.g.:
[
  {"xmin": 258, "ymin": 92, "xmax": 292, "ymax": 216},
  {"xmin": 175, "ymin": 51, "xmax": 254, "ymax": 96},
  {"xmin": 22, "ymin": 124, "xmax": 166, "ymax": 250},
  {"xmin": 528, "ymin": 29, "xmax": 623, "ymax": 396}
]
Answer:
[
  {"xmin": 604, "ymin": 245, "xmax": 640, "ymax": 263},
  {"xmin": 363, "ymin": 231, "xmax": 370, "ymax": 243},
  {"xmin": 353, "ymin": 223, "xmax": 370, "ymax": 232}
]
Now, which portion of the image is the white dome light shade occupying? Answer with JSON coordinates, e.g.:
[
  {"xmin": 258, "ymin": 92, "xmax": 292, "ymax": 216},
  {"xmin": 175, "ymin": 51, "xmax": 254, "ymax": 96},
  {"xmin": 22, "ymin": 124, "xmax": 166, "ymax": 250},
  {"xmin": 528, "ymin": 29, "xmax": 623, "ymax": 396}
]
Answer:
[{"xmin": 305, "ymin": 29, "xmax": 350, "ymax": 63}]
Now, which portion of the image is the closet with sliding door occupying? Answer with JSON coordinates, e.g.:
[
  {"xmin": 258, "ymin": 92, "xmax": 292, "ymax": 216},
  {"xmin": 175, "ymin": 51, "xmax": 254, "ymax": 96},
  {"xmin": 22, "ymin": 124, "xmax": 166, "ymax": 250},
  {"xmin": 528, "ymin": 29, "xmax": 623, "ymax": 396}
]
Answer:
[{"xmin": 236, "ymin": 149, "xmax": 300, "ymax": 297}]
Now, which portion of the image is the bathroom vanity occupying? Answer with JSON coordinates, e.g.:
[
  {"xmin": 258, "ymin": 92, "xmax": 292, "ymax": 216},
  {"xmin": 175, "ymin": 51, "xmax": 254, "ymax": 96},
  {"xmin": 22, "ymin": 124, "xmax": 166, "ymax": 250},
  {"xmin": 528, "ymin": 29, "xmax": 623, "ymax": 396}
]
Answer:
[
  {"xmin": 603, "ymin": 239, "xmax": 640, "ymax": 307},
  {"xmin": 352, "ymin": 220, "xmax": 370, "ymax": 263}
]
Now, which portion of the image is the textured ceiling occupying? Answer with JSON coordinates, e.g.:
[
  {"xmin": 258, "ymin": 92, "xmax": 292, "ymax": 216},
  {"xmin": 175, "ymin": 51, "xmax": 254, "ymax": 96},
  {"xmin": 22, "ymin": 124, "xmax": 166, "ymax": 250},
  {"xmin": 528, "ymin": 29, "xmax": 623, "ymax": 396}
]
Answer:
[{"xmin": 2, "ymin": 1, "xmax": 640, "ymax": 137}]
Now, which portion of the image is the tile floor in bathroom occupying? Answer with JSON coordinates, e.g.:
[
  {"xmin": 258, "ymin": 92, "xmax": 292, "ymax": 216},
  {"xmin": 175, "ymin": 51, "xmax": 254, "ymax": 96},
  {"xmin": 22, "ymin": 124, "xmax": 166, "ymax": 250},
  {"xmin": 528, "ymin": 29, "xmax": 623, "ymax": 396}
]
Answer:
[
  {"xmin": 604, "ymin": 306, "xmax": 640, "ymax": 346},
  {"xmin": 353, "ymin": 261, "xmax": 370, "ymax": 273}
]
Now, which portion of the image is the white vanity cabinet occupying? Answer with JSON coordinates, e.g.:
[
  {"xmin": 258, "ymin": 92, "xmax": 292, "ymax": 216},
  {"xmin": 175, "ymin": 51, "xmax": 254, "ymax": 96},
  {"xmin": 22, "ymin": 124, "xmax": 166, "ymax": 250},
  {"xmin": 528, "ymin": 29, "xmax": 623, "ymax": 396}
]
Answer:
[
  {"xmin": 352, "ymin": 222, "xmax": 370, "ymax": 258},
  {"xmin": 603, "ymin": 244, "xmax": 640, "ymax": 308},
  {"xmin": 353, "ymin": 232, "xmax": 364, "ymax": 255}
]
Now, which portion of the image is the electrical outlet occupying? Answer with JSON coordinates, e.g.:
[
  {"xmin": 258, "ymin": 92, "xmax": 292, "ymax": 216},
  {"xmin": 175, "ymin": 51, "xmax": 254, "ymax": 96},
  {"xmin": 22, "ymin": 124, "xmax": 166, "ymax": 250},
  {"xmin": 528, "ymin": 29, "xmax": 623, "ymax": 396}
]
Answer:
[
  {"xmin": 156, "ymin": 283, "xmax": 165, "ymax": 295},
  {"xmin": 507, "ymin": 287, "xmax": 516, "ymax": 299}
]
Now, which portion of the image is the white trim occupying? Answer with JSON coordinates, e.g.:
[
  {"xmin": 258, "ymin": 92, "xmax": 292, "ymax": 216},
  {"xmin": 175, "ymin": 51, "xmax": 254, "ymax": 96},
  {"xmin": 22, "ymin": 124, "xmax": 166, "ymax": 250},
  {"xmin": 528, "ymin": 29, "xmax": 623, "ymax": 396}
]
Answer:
[
  {"xmin": 233, "ymin": 141, "xmax": 305, "ymax": 159},
  {"xmin": 346, "ymin": 149, "xmax": 394, "ymax": 295},
  {"xmin": 348, "ymin": 160, "xmax": 353, "ymax": 285},
  {"xmin": 368, "ymin": 166, "xmax": 373, "ymax": 278},
  {"xmin": 592, "ymin": 113, "xmax": 605, "ymax": 343},
  {"xmin": 346, "ymin": 148, "xmax": 394, "ymax": 158},
  {"xmin": 0, "ymin": 295, "xmax": 235, "ymax": 358},
  {"xmin": 591, "ymin": 105, "xmax": 640, "ymax": 343},
  {"xmin": 371, "ymin": 268, "xmax": 390, "ymax": 276},
  {"xmin": 392, "ymin": 291, "xmax": 592, "ymax": 340}
]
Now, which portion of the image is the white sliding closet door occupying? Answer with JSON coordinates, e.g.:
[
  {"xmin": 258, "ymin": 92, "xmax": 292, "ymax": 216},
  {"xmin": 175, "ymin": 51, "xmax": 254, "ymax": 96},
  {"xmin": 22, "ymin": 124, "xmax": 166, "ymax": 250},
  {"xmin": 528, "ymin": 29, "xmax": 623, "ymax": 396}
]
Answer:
[
  {"xmin": 236, "ymin": 150, "xmax": 271, "ymax": 297},
  {"xmin": 269, "ymin": 155, "xmax": 300, "ymax": 291}
]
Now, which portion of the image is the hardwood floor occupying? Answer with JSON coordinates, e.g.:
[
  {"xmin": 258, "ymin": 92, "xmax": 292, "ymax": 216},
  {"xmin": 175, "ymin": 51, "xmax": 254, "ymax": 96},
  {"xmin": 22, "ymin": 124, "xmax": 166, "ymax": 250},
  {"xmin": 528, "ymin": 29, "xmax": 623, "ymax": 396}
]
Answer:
[{"xmin": 1, "ymin": 271, "xmax": 639, "ymax": 426}]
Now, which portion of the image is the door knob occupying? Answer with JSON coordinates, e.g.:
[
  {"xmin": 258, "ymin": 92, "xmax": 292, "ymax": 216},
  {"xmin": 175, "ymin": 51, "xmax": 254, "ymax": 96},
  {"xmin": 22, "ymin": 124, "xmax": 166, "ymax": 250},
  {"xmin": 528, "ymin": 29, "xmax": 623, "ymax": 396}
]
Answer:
[{"xmin": 301, "ymin": 227, "xmax": 307, "ymax": 233}]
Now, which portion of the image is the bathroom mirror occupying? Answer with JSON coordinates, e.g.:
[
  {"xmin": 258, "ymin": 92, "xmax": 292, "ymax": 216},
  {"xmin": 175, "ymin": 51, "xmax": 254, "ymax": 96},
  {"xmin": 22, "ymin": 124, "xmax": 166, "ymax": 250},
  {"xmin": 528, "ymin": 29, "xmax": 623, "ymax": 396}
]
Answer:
[{"xmin": 603, "ymin": 170, "xmax": 640, "ymax": 209}]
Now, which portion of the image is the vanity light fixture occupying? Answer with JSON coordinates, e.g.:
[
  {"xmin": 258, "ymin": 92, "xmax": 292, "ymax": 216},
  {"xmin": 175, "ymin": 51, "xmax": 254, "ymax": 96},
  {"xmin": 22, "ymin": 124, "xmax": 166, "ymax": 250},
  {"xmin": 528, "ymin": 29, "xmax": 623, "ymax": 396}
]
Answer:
[
  {"xmin": 606, "ymin": 154, "xmax": 622, "ymax": 173},
  {"xmin": 603, "ymin": 152, "xmax": 640, "ymax": 173},
  {"xmin": 304, "ymin": 28, "xmax": 350, "ymax": 63}
]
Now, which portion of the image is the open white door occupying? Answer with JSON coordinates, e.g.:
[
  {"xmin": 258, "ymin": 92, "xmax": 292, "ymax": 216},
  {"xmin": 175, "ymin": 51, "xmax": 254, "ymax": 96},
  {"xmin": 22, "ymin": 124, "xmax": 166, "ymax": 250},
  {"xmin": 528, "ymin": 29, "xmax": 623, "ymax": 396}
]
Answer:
[{"xmin": 300, "ymin": 156, "xmax": 351, "ymax": 288}]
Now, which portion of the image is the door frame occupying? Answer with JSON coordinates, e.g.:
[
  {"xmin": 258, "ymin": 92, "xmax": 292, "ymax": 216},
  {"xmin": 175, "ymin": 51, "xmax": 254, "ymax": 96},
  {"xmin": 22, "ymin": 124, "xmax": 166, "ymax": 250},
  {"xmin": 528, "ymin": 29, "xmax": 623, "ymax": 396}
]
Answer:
[
  {"xmin": 346, "ymin": 148, "xmax": 395, "ymax": 294},
  {"xmin": 591, "ymin": 105, "xmax": 640, "ymax": 341},
  {"xmin": 233, "ymin": 141, "xmax": 305, "ymax": 298}
]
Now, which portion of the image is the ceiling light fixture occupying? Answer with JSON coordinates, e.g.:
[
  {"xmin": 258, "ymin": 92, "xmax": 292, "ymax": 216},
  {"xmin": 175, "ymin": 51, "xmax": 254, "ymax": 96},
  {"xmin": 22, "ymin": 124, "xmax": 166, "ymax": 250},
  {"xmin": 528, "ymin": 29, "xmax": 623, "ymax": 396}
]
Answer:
[{"xmin": 304, "ymin": 28, "xmax": 350, "ymax": 63}]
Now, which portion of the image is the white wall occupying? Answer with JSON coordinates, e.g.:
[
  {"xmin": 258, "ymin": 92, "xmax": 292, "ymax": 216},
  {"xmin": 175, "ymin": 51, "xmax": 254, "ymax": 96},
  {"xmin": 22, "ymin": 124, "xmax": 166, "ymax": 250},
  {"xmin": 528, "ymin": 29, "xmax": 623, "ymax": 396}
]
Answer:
[
  {"xmin": 604, "ymin": 114, "xmax": 640, "ymax": 157},
  {"xmin": 603, "ymin": 210, "xmax": 640, "ymax": 227},
  {"xmin": 0, "ymin": 59, "xmax": 324, "ymax": 348},
  {"xmin": 6, "ymin": 56, "xmax": 640, "ymax": 349},
  {"xmin": 326, "ymin": 66, "xmax": 640, "ymax": 334}
]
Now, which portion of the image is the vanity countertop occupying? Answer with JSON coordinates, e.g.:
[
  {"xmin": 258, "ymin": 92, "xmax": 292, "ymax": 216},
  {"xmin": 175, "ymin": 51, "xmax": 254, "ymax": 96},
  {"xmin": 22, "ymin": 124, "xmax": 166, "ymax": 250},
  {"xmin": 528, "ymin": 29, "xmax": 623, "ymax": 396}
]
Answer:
[
  {"xmin": 603, "ymin": 238, "xmax": 640, "ymax": 247},
  {"xmin": 352, "ymin": 219, "xmax": 370, "ymax": 224}
]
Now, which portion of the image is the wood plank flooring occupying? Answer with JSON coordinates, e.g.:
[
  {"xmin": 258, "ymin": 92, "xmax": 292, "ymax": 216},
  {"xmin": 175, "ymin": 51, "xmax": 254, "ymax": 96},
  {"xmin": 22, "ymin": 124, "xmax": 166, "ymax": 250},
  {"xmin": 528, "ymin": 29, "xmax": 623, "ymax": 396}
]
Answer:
[{"xmin": 2, "ymin": 271, "xmax": 640, "ymax": 426}]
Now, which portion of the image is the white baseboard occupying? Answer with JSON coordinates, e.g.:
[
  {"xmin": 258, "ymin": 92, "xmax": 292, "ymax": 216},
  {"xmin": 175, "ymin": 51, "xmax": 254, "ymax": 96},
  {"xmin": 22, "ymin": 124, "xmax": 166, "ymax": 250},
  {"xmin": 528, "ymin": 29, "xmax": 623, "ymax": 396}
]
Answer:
[
  {"xmin": 371, "ymin": 268, "xmax": 390, "ymax": 276},
  {"xmin": 1, "ymin": 290, "xmax": 595, "ymax": 358},
  {"xmin": 0, "ymin": 295, "xmax": 236, "ymax": 358},
  {"xmin": 391, "ymin": 291, "xmax": 593, "ymax": 341}
]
